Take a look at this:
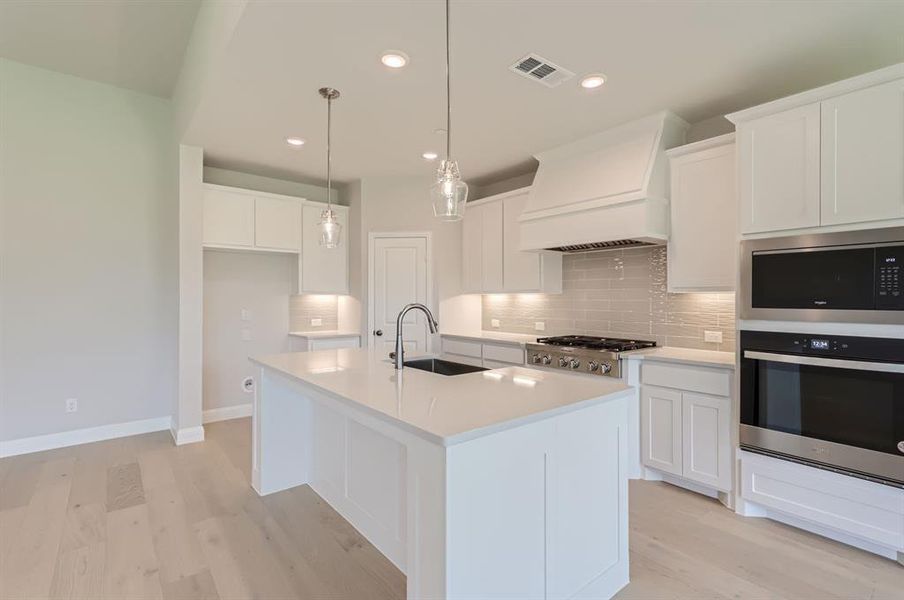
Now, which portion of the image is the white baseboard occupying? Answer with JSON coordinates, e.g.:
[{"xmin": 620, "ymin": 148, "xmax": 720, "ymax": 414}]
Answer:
[
  {"xmin": 203, "ymin": 403, "xmax": 252, "ymax": 424},
  {"xmin": 0, "ymin": 415, "xmax": 172, "ymax": 458},
  {"xmin": 171, "ymin": 425, "xmax": 205, "ymax": 445}
]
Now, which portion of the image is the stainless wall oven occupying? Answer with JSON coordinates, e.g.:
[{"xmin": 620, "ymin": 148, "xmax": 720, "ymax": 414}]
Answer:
[
  {"xmin": 740, "ymin": 330, "xmax": 904, "ymax": 487},
  {"xmin": 739, "ymin": 227, "xmax": 904, "ymax": 324}
]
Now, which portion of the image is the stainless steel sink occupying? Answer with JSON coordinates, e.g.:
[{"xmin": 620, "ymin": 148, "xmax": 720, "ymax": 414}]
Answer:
[{"xmin": 403, "ymin": 358, "xmax": 488, "ymax": 376}]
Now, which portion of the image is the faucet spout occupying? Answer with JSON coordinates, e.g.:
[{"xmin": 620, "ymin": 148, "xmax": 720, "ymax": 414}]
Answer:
[{"xmin": 393, "ymin": 303, "xmax": 439, "ymax": 369}]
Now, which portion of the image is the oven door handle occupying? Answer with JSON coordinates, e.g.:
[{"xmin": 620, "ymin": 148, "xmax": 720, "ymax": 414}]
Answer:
[{"xmin": 743, "ymin": 351, "xmax": 904, "ymax": 374}]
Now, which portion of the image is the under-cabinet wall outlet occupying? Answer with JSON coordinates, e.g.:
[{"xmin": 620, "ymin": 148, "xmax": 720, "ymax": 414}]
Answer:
[
  {"xmin": 704, "ymin": 330, "xmax": 723, "ymax": 343},
  {"xmin": 311, "ymin": 318, "xmax": 323, "ymax": 327},
  {"xmin": 65, "ymin": 398, "xmax": 78, "ymax": 413},
  {"xmin": 240, "ymin": 308, "xmax": 252, "ymax": 321},
  {"xmin": 241, "ymin": 328, "xmax": 252, "ymax": 341},
  {"xmin": 534, "ymin": 321, "xmax": 546, "ymax": 331},
  {"xmin": 491, "ymin": 319, "xmax": 500, "ymax": 328}
]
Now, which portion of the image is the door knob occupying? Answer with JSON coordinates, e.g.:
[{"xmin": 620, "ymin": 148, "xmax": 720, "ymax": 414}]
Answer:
[{"xmin": 374, "ymin": 329, "xmax": 383, "ymax": 336}]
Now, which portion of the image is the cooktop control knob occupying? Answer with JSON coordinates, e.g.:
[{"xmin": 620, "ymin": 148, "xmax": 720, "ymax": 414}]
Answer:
[
  {"xmin": 588, "ymin": 361, "xmax": 600, "ymax": 372},
  {"xmin": 568, "ymin": 358, "xmax": 581, "ymax": 369},
  {"xmin": 558, "ymin": 357, "xmax": 568, "ymax": 368},
  {"xmin": 601, "ymin": 362, "xmax": 612, "ymax": 374},
  {"xmin": 541, "ymin": 355, "xmax": 552, "ymax": 365},
  {"xmin": 531, "ymin": 353, "xmax": 542, "ymax": 364}
]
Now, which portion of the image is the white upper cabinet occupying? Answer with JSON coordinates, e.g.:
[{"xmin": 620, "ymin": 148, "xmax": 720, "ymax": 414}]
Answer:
[
  {"xmin": 203, "ymin": 185, "xmax": 255, "ymax": 248},
  {"xmin": 728, "ymin": 64, "xmax": 904, "ymax": 235},
  {"xmin": 481, "ymin": 200, "xmax": 504, "ymax": 292},
  {"xmin": 666, "ymin": 134, "xmax": 737, "ymax": 292},
  {"xmin": 737, "ymin": 103, "xmax": 821, "ymax": 234},
  {"xmin": 462, "ymin": 187, "xmax": 562, "ymax": 294},
  {"xmin": 821, "ymin": 79, "xmax": 904, "ymax": 226},
  {"xmin": 300, "ymin": 204, "xmax": 348, "ymax": 294},
  {"xmin": 254, "ymin": 196, "xmax": 302, "ymax": 251},
  {"xmin": 202, "ymin": 184, "xmax": 303, "ymax": 252}
]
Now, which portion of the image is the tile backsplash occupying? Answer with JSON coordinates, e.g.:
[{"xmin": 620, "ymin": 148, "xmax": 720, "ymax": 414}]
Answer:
[
  {"xmin": 289, "ymin": 294, "xmax": 339, "ymax": 331},
  {"xmin": 481, "ymin": 247, "xmax": 736, "ymax": 352}
]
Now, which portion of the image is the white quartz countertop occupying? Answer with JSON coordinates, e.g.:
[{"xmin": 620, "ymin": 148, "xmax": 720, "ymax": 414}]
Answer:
[
  {"xmin": 250, "ymin": 348, "xmax": 631, "ymax": 446},
  {"xmin": 288, "ymin": 330, "xmax": 361, "ymax": 339},
  {"xmin": 623, "ymin": 346, "xmax": 736, "ymax": 369},
  {"xmin": 439, "ymin": 330, "xmax": 539, "ymax": 346}
]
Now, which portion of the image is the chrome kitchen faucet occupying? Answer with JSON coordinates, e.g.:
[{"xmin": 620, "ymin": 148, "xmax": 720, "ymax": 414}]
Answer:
[{"xmin": 392, "ymin": 303, "xmax": 439, "ymax": 369}]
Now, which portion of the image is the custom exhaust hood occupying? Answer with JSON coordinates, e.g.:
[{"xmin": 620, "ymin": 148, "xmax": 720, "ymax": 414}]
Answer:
[{"xmin": 519, "ymin": 111, "xmax": 688, "ymax": 252}]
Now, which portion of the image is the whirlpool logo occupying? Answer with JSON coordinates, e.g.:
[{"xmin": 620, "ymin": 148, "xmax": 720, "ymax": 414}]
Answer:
[{"xmin": 813, "ymin": 300, "xmax": 828, "ymax": 306}]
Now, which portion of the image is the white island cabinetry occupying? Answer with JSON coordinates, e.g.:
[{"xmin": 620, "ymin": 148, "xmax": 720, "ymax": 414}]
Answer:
[{"xmin": 251, "ymin": 349, "xmax": 632, "ymax": 600}]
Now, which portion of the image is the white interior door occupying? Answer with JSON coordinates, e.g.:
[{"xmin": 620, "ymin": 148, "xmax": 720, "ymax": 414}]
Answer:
[{"xmin": 371, "ymin": 235, "xmax": 429, "ymax": 356}]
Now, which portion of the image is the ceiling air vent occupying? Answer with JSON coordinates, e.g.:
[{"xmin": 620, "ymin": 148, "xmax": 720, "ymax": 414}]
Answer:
[{"xmin": 510, "ymin": 54, "xmax": 575, "ymax": 88}]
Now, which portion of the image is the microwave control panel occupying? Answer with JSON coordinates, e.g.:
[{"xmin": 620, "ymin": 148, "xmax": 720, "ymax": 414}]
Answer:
[{"xmin": 876, "ymin": 246, "xmax": 904, "ymax": 310}]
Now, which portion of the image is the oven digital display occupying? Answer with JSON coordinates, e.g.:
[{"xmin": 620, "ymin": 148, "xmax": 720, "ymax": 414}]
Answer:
[{"xmin": 810, "ymin": 339, "xmax": 830, "ymax": 350}]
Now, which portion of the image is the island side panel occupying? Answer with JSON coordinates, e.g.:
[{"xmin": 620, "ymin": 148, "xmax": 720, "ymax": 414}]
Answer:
[
  {"xmin": 253, "ymin": 368, "xmax": 312, "ymax": 495},
  {"xmin": 445, "ymin": 393, "xmax": 631, "ymax": 600},
  {"xmin": 405, "ymin": 436, "xmax": 448, "ymax": 600}
]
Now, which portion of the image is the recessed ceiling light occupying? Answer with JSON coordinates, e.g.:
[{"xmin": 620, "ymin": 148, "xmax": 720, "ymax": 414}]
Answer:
[
  {"xmin": 381, "ymin": 51, "xmax": 409, "ymax": 69},
  {"xmin": 422, "ymin": 151, "xmax": 438, "ymax": 161},
  {"xmin": 286, "ymin": 137, "xmax": 305, "ymax": 146},
  {"xmin": 580, "ymin": 74, "xmax": 606, "ymax": 89}
]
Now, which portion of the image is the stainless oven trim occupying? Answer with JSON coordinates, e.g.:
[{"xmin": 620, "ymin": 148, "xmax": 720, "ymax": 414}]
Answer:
[
  {"xmin": 740, "ymin": 425, "xmax": 904, "ymax": 487},
  {"xmin": 743, "ymin": 350, "xmax": 904, "ymax": 374},
  {"xmin": 739, "ymin": 226, "xmax": 904, "ymax": 325}
]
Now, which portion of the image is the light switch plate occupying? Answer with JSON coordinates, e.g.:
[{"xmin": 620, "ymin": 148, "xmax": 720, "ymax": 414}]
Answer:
[
  {"xmin": 311, "ymin": 318, "xmax": 323, "ymax": 327},
  {"xmin": 240, "ymin": 308, "xmax": 251, "ymax": 321},
  {"xmin": 704, "ymin": 330, "xmax": 723, "ymax": 343},
  {"xmin": 491, "ymin": 319, "xmax": 500, "ymax": 328},
  {"xmin": 65, "ymin": 398, "xmax": 78, "ymax": 413},
  {"xmin": 241, "ymin": 328, "xmax": 252, "ymax": 341},
  {"xmin": 534, "ymin": 321, "xmax": 546, "ymax": 331}
]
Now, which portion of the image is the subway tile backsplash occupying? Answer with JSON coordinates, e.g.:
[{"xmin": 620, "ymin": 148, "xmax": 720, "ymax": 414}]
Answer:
[
  {"xmin": 289, "ymin": 294, "xmax": 339, "ymax": 331},
  {"xmin": 481, "ymin": 247, "xmax": 736, "ymax": 352}
]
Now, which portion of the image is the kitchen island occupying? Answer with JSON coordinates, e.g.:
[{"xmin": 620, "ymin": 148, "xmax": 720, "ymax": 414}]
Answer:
[{"xmin": 250, "ymin": 348, "xmax": 633, "ymax": 600}]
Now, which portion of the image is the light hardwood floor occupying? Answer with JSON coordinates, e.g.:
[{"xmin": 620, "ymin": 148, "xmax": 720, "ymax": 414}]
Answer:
[{"xmin": 1, "ymin": 418, "xmax": 900, "ymax": 599}]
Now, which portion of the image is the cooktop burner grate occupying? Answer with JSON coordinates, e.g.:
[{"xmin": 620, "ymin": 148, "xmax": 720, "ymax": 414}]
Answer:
[{"xmin": 535, "ymin": 335, "xmax": 657, "ymax": 352}]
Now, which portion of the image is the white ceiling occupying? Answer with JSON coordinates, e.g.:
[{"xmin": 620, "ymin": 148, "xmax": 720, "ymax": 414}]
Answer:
[{"xmin": 0, "ymin": 0, "xmax": 201, "ymax": 97}]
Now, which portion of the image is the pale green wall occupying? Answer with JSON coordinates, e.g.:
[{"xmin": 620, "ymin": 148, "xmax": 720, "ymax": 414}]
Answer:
[{"xmin": 0, "ymin": 59, "xmax": 178, "ymax": 442}]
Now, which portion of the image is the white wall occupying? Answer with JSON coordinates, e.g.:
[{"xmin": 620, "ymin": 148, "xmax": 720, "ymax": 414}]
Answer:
[
  {"xmin": 357, "ymin": 176, "xmax": 481, "ymax": 343},
  {"xmin": 0, "ymin": 59, "xmax": 178, "ymax": 442},
  {"xmin": 202, "ymin": 250, "xmax": 295, "ymax": 413},
  {"xmin": 203, "ymin": 166, "xmax": 342, "ymax": 205}
]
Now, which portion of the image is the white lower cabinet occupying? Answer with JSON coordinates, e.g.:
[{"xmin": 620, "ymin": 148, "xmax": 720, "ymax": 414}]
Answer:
[
  {"xmin": 289, "ymin": 335, "xmax": 360, "ymax": 352},
  {"xmin": 640, "ymin": 362, "xmax": 733, "ymax": 493},
  {"xmin": 440, "ymin": 335, "xmax": 526, "ymax": 369}
]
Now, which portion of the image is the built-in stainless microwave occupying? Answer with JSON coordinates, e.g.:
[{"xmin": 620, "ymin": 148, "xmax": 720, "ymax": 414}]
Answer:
[{"xmin": 740, "ymin": 227, "xmax": 904, "ymax": 324}]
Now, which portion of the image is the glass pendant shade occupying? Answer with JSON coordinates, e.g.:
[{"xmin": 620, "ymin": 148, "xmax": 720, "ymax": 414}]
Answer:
[
  {"xmin": 430, "ymin": 160, "xmax": 468, "ymax": 221},
  {"xmin": 319, "ymin": 208, "xmax": 341, "ymax": 248}
]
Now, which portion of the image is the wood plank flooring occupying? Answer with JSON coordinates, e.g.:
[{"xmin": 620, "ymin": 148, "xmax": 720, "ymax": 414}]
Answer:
[{"xmin": 0, "ymin": 417, "xmax": 900, "ymax": 599}]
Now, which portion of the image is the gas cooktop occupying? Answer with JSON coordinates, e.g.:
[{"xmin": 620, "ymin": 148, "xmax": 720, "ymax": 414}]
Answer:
[{"xmin": 527, "ymin": 335, "xmax": 657, "ymax": 377}]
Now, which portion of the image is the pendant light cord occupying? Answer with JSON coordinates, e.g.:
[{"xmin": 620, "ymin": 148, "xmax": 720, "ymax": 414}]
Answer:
[
  {"xmin": 445, "ymin": 0, "xmax": 452, "ymax": 162},
  {"xmin": 326, "ymin": 94, "xmax": 333, "ymax": 210}
]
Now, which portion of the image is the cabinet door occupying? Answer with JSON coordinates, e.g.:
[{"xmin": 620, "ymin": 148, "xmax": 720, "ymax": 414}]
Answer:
[
  {"xmin": 668, "ymin": 141, "xmax": 737, "ymax": 292},
  {"xmin": 640, "ymin": 385, "xmax": 683, "ymax": 476},
  {"xmin": 681, "ymin": 392, "xmax": 731, "ymax": 491},
  {"xmin": 502, "ymin": 192, "xmax": 541, "ymax": 291},
  {"xmin": 202, "ymin": 187, "xmax": 254, "ymax": 247},
  {"xmin": 821, "ymin": 79, "xmax": 904, "ymax": 226},
  {"xmin": 462, "ymin": 204, "xmax": 483, "ymax": 293},
  {"xmin": 300, "ymin": 204, "xmax": 348, "ymax": 294},
  {"xmin": 738, "ymin": 104, "xmax": 820, "ymax": 233},
  {"xmin": 255, "ymin": 196, "xmax": 302, "ymax": 251},
  {"xmin": 481, "ymin": 201, "xmax": 504, "ymax": 292}
]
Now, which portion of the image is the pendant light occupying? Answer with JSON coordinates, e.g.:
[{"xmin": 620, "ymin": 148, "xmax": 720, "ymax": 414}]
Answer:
[
  {"xmin": 430, "ymin": 0, "xmax": 468, "ymax": 221},
  {"xmin": 319, "ymin": 87, "xmax": 342, "ymax": 248}
]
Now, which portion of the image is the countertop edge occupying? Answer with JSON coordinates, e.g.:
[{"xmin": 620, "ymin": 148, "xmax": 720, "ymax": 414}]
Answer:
[
  {"xmin": 439, "ymin": 331, "xmax": 536, "ymax": 347},
  {"xmin": 288, "ymin": 330, "xmax": 362, "ymax": 339}
]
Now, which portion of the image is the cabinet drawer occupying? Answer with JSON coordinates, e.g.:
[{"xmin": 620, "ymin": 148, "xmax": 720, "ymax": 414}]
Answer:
[
  {"xmin": 441, "ymin": 337, "xmax": 483, "ymax": 358},
  {"xmin": 482, "ymin": 343, "xmax": 524, "ymax": 365},
  {"xmin": 740, "ymin": 451, "xmax": 904, "ymax": 550},
  {"xmin": 642, "ymin": 362, "xmax": 731, "ymax": 397}
]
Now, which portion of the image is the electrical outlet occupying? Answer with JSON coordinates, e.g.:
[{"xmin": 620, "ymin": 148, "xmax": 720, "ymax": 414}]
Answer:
[
  {"xmin": 240, "ymin": 308, "xmax": 251, "ymax": 321},
  {"xmin": 65, "ymin": 398, "xmax": 78, "ymax": 413},
  {"xmin": 241, "ymin": 328, "xmax": 252, "ymax": 341},
  {"xmin": 311, "ymin": 318, "xmax": 323, "ymax": 327},
  {"xmin": 242, "ymin": 377, "xmax": 255, "ymax": 393},
  {"xmin": 491, "ymin": 319, "xmax": 501, "ymax": 328},
  {"xmin": 534, "ymin": 321, "xmax": 546, "ymax": 332},
  {"xmin": 704, "ymin": 330, "xmax": 723, "ymax": 343}
]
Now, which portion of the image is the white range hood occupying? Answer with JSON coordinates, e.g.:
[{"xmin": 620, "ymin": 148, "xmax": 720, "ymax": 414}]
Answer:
[{"xmin": 519, "ymin": 111, "xmax": 688, "ymax": 252}]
